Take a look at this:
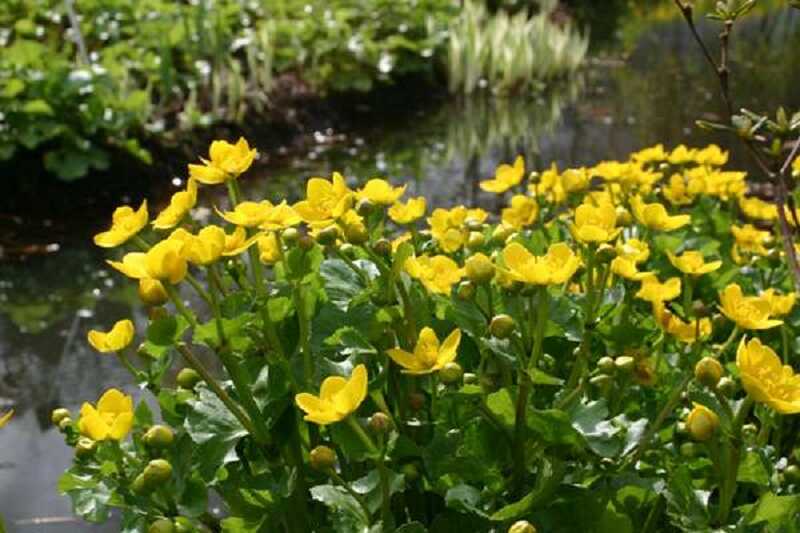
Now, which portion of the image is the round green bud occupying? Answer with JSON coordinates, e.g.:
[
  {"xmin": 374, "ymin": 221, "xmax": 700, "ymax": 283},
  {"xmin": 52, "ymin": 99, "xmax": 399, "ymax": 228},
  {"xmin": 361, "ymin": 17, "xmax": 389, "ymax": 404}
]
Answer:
[
  {"xmin": 176, "ymin": 368, "xmax": 202, "ymax": 390},
  {"xmin": 595, "ymin": 244, "xmax": 616, "ymax": 264},
  {"xmin": 463, "ymin": 372, "xmax": 479, "ymax": 385},
  {"xmin": 131, "ymin": 473, "xmax": 147, "ymax": 494},
  {"xmin": 173, "ymin": 517, "xmax": 194, "ymax": 533},
  {"xmin": 686, "ymin": 405, "xmax": 719, "ymax": 442},
  {"xmin": 298, "ymin": 234, "xmax": 316, "ymax": 251},
  {"xmin": 408, "ymin": 392, "xmax": 426, "ymax": 411},
  {"xmin": 345, "ymin": 225, "xmax": 369, "ymax": 245},
  {"xmin": 786, "ymin": 465, "xmax": 800, "ymax": 484},
  {"xmin": 614, "ymin": 356, "xmax": 636, "ymax": 373},
  {"xmin": 51, "ymin": 408, "xmax": 71, "ymax": 426},
  {"xmin": 401, "ymin": 463, "xmax": 420, "ymax": 481},
  {"xmin": 58, "ymin": 417, "xmax": 73, "ymax": 432},
  {"xmin": 338, "ymin": 242, "xmax": 356, "ymax": 258},
  {"xmin": 694, "ymin": 357, "xmax": 723, "ymax": 388},
  {"xmin": 465, "ymin": 219, "xmax": 484, "ymax": 232},
  {"xmin": 373, "ymin": 238, "xmax": 392, "ymax": 257},
  {"xmin": 75, "ymin": 437, "xmax": 97, "ymax": 458},
  {"xmin": 309, "ymin": 445, "xmax": 337, "ymax": 472},
  {"xmin": 457, "ymin": 281, "xmax": 476, "ymax": 301},
  {"xmin": 742, "ymin": 423, "xmax": 758, "ymax": 440},
  {"xmin": 439, "ymin": 362, "xmax": 464, "ymax": 384},
  {"xmin": 692, "ymin": 300, "xmax": 711, "ymax": 318},
  {"xmin": 148, "ymin": 519, "xmax": 175, "ymax": 533},
  {"xmin": 680, "ymin": 442, "xmax": 700, "ymax": 458},
  {"xmin": 282, "ymin": 227, "xmax": 300, "ymax": 245},
  {"xmin": 490, "ymin": 225, "xmax": 513, "ymax": 245},
  {"xmin": 508, "ymin": 520, "xmax": 537, "ymax": 533},
  {"xmin": 489, "ymin": 314, "xmax": 515, "ymax": 339},
  {"xmin": 589, "ymin": 374, "xmax": 613, "ymax": 392},
  {"xmin": 316, "ymin": 226, "xmax": 340, "ymax": 246},
  {"xmin": 356, "ymin": 198, "xmax": 375, "ymax": 217},
  {"xmin": 144, "ymin": 425, "xmax": 175, "ymax": 448},
  {"xmin": 716, "ymin": 376, "xmax": 737, "ymax": 397},
  {"xmin": 465, "ymin": 253, "xmax": 495, "ymax": 284},
  {"xmin": 467, "ymin": 231, "xmax": 485, "ymax": 249},
  {"xmin": 143, "ymin": 459, "xmax": 173, "ymax": 486},
  {"xmin": 368, "ymin": 413, "xmax": 392, "ymax": 435},
  {"xmin": 597, "ymin": 357, "xmax": 615, "ymax": 374}
]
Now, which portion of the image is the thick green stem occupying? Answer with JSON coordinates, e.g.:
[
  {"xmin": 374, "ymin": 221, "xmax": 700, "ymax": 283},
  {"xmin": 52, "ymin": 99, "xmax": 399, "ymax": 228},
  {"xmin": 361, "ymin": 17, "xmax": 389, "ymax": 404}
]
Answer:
[
  {"xmin": 717, "ymin": 397, "xmax": 754, "ymax": 525},
  {"xmin": 164, "ymin": 284, "xmax": 198, "ymax": 327}
]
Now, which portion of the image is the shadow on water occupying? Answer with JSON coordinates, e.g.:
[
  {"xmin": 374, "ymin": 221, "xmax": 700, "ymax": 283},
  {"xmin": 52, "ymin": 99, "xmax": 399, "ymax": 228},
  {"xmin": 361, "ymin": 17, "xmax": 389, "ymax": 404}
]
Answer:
[{"xmin": 0, "ymin": 7, "xmax": 799, "ymax": 530}]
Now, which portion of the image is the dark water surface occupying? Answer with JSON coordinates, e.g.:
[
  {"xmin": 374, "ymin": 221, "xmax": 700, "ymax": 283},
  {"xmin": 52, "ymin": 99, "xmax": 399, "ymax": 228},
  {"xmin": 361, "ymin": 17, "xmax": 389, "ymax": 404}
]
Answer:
[{"xmin": 1, "ymin": 9, "xmax": 799, "ymax": 531}]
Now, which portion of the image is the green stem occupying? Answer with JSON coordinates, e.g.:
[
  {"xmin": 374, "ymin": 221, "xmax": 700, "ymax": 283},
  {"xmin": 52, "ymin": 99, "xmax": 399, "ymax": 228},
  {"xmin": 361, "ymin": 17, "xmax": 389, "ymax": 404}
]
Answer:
[
  {"xmin": 683, "ymin": 275, "xmax": 694, "ymax": 320},
  {"xmin": 293, "ymin": 284, "xmax": 313, "ymax": 387},
  {"xmin": 717, "ymin": 326, "xmax": 741, "ymax": 359},
  {"xmin": 330, "ymin": 470, "xmax": 373, "ymax": 524},
  {"xmin": 629, "ymin": 371, "xmax": 693, "ymax": 463},
  {"xmin": 717, "ymin": 397, "xmax": 753, "ymax": 525},
  {"xmin": 115, "ymin": 350, "xmax": 142, "ymax": 382},
  {"xmin": 346, "ymin": 416, "xmax": 380, "ymax": 456},
  {"xmin": 782, "ymin": 325, "xmax": 791, "ymax": 364},
  {"xmin": 185, "ymin": 273, "xmax": 212, "ymax": 305},
  {"xmin": 164, "ymin": 284, "xmax": 197, "ymax": 327}
]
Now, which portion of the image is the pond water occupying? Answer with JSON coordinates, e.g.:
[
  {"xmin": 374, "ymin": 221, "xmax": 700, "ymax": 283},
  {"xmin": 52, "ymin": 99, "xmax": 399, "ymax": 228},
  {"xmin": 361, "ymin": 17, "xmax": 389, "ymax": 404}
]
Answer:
[{"xmin": 1, "ymin": 8, "xmax": 799, "ymax": 531}]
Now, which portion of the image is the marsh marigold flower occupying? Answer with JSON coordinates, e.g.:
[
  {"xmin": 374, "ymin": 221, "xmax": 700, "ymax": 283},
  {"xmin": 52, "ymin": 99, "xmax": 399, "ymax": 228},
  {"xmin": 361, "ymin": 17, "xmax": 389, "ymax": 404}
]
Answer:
[
  {"xmin": 731, "ymin": 224, "xmax": 772, "ymax": 258},
  {"xmin": 295, "ymin": 365, "xmax": 368, "ymax": 425},
  {"xmin": 108, "ymin": 238, "xmax": 188, "ymax": 284},
  {"xmin": 356, "ymin": 179, "xmax": 406, "ymax": 205},
  {"xmin": 652, "ymin": 302, "xmax": 711, "ymax": 343},
  {"xmin": 257, "ymin": 233, "xmax": 282, "ymax": 264},
  {"xmin": 405, "ymin": 255, "xmax": 464, "ymax": 295},
  {"xmin": 480, "ymin": 156, "xmax": 525, "ymax": 194},
  {"xmin": 630, "ymin": 196, "xmax": 690, "ymax": 231},
  {"xmin": 88, "ymin": 319, "xmax": 135, "ymax": 353},
  {"xmin": 217, "ymin": 201, "xmax": 273, "ymax": 228},
  {"xmin": 94, "ymin": 200, "xmax": 149, "ymax": 248},
  {"xmin": 294, "ymin": 172, "xmax": 353, "ymax": 224},
  {"xmin": 686, "ymin": 403, "xmax": 719, "ymax": 441},
  {"xmin": 667, "ymin": 250, "xmax": 722, "ymax": 276},
  {"xmin": 571, "ymin": 201, "xmax": 620, "ymax": 243},
  {"xmin": 719, "ymin": 283, "xmax": 782, "ymax": 330},
  {"xmin": 389, "ymin": 197, "xmax": 426, "ymax": 225},
  {"xmin": 501, "ymin": 195, "xmax": 538, "ymax": 230},
  {"xmin": 78, "ymin": 388, "xmax": 134, "ymax": 441},
  {"xmin": 502, "ymin": 242, "xmax": 580, "ymax": 285},
  {"xmin": 739, "ymin": 195, "xmax": 777, "ymax": 222},
  {"xmin": 223, "ymin": 226, "xmax": 260, "ymax": 256},
  {"xmin": 153, "ymin": 180, "xmax": 197, "ymax": 230},
  {"xmin": 387, "ymin": 327, "xmax": 461, "ymax": 375},
  {"xmin": 760, "ymin": 289, "xmax": 796, "ymax": 316},
  {"xmin": 616, "ymin": 239, "xmax": 650, "ymax": 264},
  {"xmin": 636, "ymin": 274, "xmax": 681, "ymax": 303},
  {"xmin": 188, "ymin": 138, "xmax": 256, "ymax": 184},
  {"xmin": 428, "ymin": 206, "xmax": 488, "ymax": 253},
  {"xmin": 611, "ymin": 256, "xmax": 651, "ymax": 281},
  {"xmin": 737, "ymin": 337, "xmax": 800, "ymax": 414},
  {"xmin": 185, "ymin": 226, "xmax": 226, "ymax": 265}
]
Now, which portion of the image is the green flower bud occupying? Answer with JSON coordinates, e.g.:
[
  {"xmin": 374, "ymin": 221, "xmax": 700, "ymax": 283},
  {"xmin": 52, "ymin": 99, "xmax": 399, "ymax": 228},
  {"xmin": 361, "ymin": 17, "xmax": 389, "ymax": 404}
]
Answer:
[
  {"xmin": 597, "ymin": 357, "xmax": 615, "ymax": 374},
  {"xmin": 439, "ymin": 362, "xmax": 464, "ymax": 384},
  {"xmin": 298, "ymin": 234, "xmax": 316, "ymax": 251},
  {"xmin": 373, "ymin": 238, "xmax": 392, "ymax": 257},
  {"xmin": 131, "ymin": 473, "xmax": 147, "ymax": 494},
  {"xmin": 742, "ymin": 423, "xmax": 758, "ymax": 440},
  {"xmin": 356, "ymin": 198, "xmax": 375, "ymax": 217},
  {"xmin": 490, "ymin": 225, "xmax": 513, "ymax": 245},
  {"xmin": 368, "ymin": 413, "xmax": 392, "ymax": 434},
  {"xmin": 489, "ymin": 314, "xmax": 515, "ymax": 339},
  {"xmin": 595, "ymin": 244, "xmax": 616, "ymax": 264},
  {"xmin": 144, "ymin": 425, "xmax": 175, "ymax": 448},
  {"xmin": 686, "ymin": 404, "xmax": 719, "ymax": 442},
  {"xmin": 786, "ymin": 465, "xmax": 800, "ymax": 484},
  {"xmin": 309, "ymin": 445, "xmax": 337, "ymax": 472},
  {"xmin": 176, "ymin": 368, "xmax": 202, "ymax": 390},
  {"xmin": 614, "ymin": 356, "xmax": 636, "ymax": 373},
  {"xmin": 716, "ymin": 376, "xmax": 737, "ymax": 397},
  {"xmin": 143, "ymin": 459, "xmax": 173, "ymax": 486},
  {"xmin": 51, "ymin": 408, "xmax": 71, "ymax": 426},
  {"xmin": 282, "ymin": 227, "xmax": 300, "ymax": 245},
  {"xmin": 75, "ymin": 437, "xmax": 97, "ymax": 458},
  {"xmin": 467, "ymin": 231, "xmax": 485, "ymax": 249},
  {"xmin": 463, "ymin": 372, "xmax": 478, "ymax": 385},
  {"xmin": 401, "ymin": 463, "xmax": 420, "ymax": 481},
  {"xmin": 692, "ymin": 300, "xmax": 711, "ymax": 318},
  {"xmin": 694, "ymin": 357, "xmax": 723, "ymax": 388},
  {"xmin": 58, "ymin": 417, "xmax": 73, "ymax": 432},
  {"xmin": 509, "ymin": 520, "xmax": 537, "ymax": 533},
  {"xmin": 338, "ymin": 242, "xmax": 356, "ymax": 258},
  {"xmin": 316, "ymin": 226, "xmax": 340, "ymax": 246},
  {"xmin": 465, "ymin": 253, "xmax": 495, "ymax": 284},
  {"xmin": 589, "ymin": 374, "xmax": 613, "ymax": 393},
  {"xmin": 139, "ymin": 278, "xmax": 169, "ymax": 306},
  {"xmin": 148, "ymin": 518, "xmax": 175, "ymax": 533},
  {"xmin": 680, "ymin": 442, "xmax": 700, "ymax": 457},
  {"xmin": 173, "ymin": 517, "xmax": 194, "ymax": 533},
  {"xmin": 345, "ymin": 225, "xmax": 369, "ymax": 245},
  {"xmin": 457, "ymin": 281, "xmax": 476, "ymax": 301},
  {"xmin": 465, "ymin": 219, "xmax": 484, "ymax": 232}
]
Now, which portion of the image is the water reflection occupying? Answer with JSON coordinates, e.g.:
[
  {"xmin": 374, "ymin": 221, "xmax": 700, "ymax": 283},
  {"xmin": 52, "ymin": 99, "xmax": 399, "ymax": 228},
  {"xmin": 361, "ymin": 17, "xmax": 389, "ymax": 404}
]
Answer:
[{"xmin": 0, "ymin": 7, "xmax": 798, "ymax": 531}]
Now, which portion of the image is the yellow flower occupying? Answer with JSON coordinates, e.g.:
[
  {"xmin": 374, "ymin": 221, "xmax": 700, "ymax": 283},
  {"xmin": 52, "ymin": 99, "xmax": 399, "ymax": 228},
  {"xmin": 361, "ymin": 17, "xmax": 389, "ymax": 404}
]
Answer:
[
  {"xmin": 387, "ymin": 327, "xmax": 461, "ymax": 375},
  {"xmin": 667, "ymin": 144, "xmax": 697, "ymax": 165},
  {"xmin": 153, "ymin": 180, "xmax": 198, "ymax": 230},
  {"xmin": 185, "ymin": 226, "xmax": 226, "ymax": 265},
  {"xmin": 695, "ymin": 144, "xmax": 728, "ymax": 166},
  {"xmin": 737, "ymin": 337, "xmax": 800, "ymax": 414},
  {"xmin": 295, "ymin": 365, "xmax": 368, "ymax": 425},
  {"xmin": 188, "ymin": 138, "xmax": 256, "ymax": 184},
  {"xmin": 480, "ymin": 156, "xmax": 525, "ymax": 194},
  {"xmin": 501, "ymin": 195, "xmax": 539, "ymax": 230},
  {"xmin": 719, "ymin": 283, "xmax": 782, "ymax": 330},
  {"xmin": 685, "ymin": 403, "xmax": 719, "ymax": 441},
  {"xmin": 428, "ymin": 207, "xmax": 488, "ymax": 253},
  {"xmin": 632, "ymin": 144, "xmax": 667, "ymax": 165},
  {"xmin": 630, "ymin": 196, "xmax": 690, "ymax": 231},
  {"xmin": 636, "ymin": 274, "xmax": 681, "ymax": 303},
  {"xmin": 356, "ymin": 179, "xmax": 406, "ymax": 205},
  {"xmin": 502, "ymin": 242, "xmax": 580, "ymax": 285},
  {"xmin": 93, "ymin": 200, "xmax": 149, "ymax": 248},
  {"xmin": 217, "ymin": 201, "xmax": 272, "ymax": 228},
  {"xmin": 88, "ymin": 319, "xmax": 135, "ymax": 353},
  {"xmin": 391, "ymin": 232, "xmax": 412, "ymax": 252},
  {"xmin": 257, "ymin": 233, "xmax": 282, "ymax": 264},
  {"xmin": 259, "ymin": 201, "xmax": 301, "ymax": 231},
  {"xmin": 611, "ymin": 256, "xmax": 651, "ymax": 281},
  {"xmin": 0, "ymin": 410, "xmax": 14, "ymax": 429},
  {"xmin": 108, "ymin": 238, "xmax": 188, "ymax": 284},
  {"xmin": 616, "ymin": 239, "xmax": 650, "ymax": 264},
  {"xmin": 389, "ymin": 197, "xmax": 427, "ymax": 225},
  {"xmin": 571, "ymin": 201, "xmax": 620, "ymax": 243},
  {"xmin": 662, "ymin": 174, "xmax": 695, "ymax": 206},
  {"xmin": 738, "ymin": 195, "xmax": 777, "ymax": 221},
  {"xmin": 731, "ymin": 224, "xmax": 771, "ymax": 256},
  {"xmin": 760, "ymin": 289, "xmax": 796, "ymax": 316},
  {"xmin": 78, "ymin": 388, "xmax": 134, "ymax": 441},
  {"xmin": 667, "ymin": 250, "xmax": 722, "ymax": 276},
  {"xmin": 794, "ymin": 156, "xmax": 800, "ymax": 177},
  {"xmin": 294, "ymin": 172, "xmax": 353, "ymax": 224},
  {"xmin": 404, "ymin": 255, "xmax": 464, "ymax": 295},
  {"xmin": 652, "ymin": 302, "xmax": 711, "ymax": 343},
  {"xmin": 223, "ymin": 226, "xmax": 260, "ymax": 256}
]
